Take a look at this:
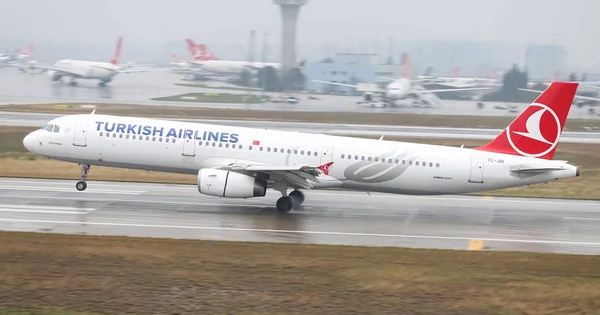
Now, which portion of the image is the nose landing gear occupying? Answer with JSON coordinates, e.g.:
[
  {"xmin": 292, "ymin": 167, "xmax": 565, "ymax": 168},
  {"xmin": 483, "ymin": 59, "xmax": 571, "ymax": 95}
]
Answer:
[{"xmin": 76, "ymin": 164, "xmax": 91, "ymax": 191}]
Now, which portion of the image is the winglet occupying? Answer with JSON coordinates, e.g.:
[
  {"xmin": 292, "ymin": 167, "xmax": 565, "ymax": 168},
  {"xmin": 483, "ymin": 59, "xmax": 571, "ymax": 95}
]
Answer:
[
  {"xmin": 317, "ymin": 162, "xmax": 334, "ymax": 175},
  {"xmin": 474, "ymin": 82, "xmax": 578, "ymax": 160}
]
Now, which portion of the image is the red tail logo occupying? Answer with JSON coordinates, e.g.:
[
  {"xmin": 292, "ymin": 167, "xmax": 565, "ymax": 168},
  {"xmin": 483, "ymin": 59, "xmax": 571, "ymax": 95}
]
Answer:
[
  {"xmin": 110, "ymin": 36, "xmax": 123, "ymax": 65},
  {"xmin": 317, "ymin": 162, "xmax": 334, "ymax": 175},
  {"xmin": 475, "ymin": 82, "xmax": 578, "ymax": 159}
]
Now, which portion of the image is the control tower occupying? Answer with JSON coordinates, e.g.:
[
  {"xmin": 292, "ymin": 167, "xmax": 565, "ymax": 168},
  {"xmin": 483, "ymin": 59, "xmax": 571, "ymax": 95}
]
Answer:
[{"xmin": 273, "ymin": 0, "xmax": 308, "ymax": 89}]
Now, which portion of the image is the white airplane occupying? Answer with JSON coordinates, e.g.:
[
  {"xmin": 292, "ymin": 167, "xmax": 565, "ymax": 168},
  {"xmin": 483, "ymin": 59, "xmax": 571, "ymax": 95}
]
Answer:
[
  {"xmin": 184, "ymin": 39, "xmax": 299, "ymax": 74},
  {"xmin": 313, "ymin": 77, "xmax": 491, "ymax": 107},
  {"xmin": 7, "ymin": 37, "xmax": 168, "ymax": 86},
  {"xmin": 22, "ymin": 82, "xmax": 580, "ymax": 213}
]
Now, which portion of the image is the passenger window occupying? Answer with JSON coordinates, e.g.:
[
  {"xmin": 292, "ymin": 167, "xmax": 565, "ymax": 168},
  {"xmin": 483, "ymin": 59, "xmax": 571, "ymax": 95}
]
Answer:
[
  {"xmin": 436, "ymin": 163, "xmax": 440, "ymax": 168},
  {"xmin": 172, "ymin": 139, "xmax": 176, "ymax": 143},
  {"xmin": 260, "ymin": 147, "xmax": 264, "ymax": 151},
  {"xmin": 133, "ymin": 135, "xmax": 136, "ymax": 140},
  {"xmin": 267, "ymin": 147, "xmax": 271, "ymax": 152},
  {"xmin": 226, "ymin": 143, "xmax": 229, "ymax": 148},
  {"xmin": 100, "ymin": 132, "xmax": 103, "ymax": 136},
  {"xmin": 219, "ymin": 143, "xmax": 222, "ymax": 147},
  {"xmin": 119, "ymin": 134, "xmax": 123, "ymax": 138},
  {"xmin": 361, "ymin": 156, "xmax": 365, "ymax": 161},
  {"xmin": 106, "ymin": 133, "xmax": 110, "ymax": 137},
  {"xmin": 159, "ymin": 137, "xmax": 163, "ymax": 142},
  {"xmin": 113, "ymin": 134, "xmax": 117, "ymax": 138},
  {"xmin": 152, "ymin": 137, "xmax": 156, "ymax": 141},
  {"xmin": 274, "ymin": 148, "xmax": 277, "ymax": 152},
  {"xmin": 416, "ymin": 161, "xmax": 419, "ymax": 166},
  {"xmin": 409, "ymin": 161, "xmax": 413, "ymax": 165},
  {"xmin": 395, "ymin": 159, "xmax": 399, "ymax": 164},
  {"xmin": 294, "ymin": 150, "xmax": 298, "ymax": 154},
  {"xmin": 212, "ymin": 142, "xmax": 216, "ymax": 147},
  {"xmin": 301, "ymin": 150, "xmax": 304, "ymax": 155},
  {"xmin": 249, "ymin": 146, "xmax": 253, "ymax": 150},
  {"xmin": 314, "ymin": 152, "xmax": 317, "ymax": 156},
  {"xmin": 126, "ymin": 135, "xmax": 130, "ymax": 139},
  {"xmin": 355, "ymin": 156, "xmax": 358, "ymax": 160},
  {"xmin": 429, "ymin": 162, "xmax": 433, "ymax": 167},
  {"xmin": 341, "ymin": 154, "xmax": 345, "ymax": 159}
]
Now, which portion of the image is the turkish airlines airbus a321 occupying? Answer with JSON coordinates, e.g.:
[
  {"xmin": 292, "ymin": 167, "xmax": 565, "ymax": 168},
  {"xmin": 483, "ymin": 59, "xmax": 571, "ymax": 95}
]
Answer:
[{"xmin": 23, "ymin": 82, "xmax": 580, "ymax": 212}]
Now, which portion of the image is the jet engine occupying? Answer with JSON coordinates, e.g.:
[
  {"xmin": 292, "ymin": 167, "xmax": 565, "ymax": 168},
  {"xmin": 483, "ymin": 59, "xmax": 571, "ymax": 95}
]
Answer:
[
  {"xmin": 47, "ymin": 70, "xmax": 62, "ymax": 81},
  {"xmin": 197, "ymin": 169, "xmax": 267, "ymax": 198}
]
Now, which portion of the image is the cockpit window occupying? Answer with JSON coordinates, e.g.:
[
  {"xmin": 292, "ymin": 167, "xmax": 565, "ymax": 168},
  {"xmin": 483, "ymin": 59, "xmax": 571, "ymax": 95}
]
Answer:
[{"xmin": 41, "ymin": 124, "xmax": 60, "ymax": 133}]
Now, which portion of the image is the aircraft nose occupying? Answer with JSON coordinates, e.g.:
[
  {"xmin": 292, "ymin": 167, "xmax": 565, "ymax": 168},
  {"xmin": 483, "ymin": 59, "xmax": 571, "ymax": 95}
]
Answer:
[{"xmin": 23, "ymin": 131, "xmax": 38, "ymax": 152}]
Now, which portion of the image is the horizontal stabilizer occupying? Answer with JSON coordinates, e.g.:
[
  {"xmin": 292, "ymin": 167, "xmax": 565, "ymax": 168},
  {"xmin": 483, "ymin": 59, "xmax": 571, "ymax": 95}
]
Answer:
[{"xmin": 510, "ymin": 165, "xmax": 566, "ymax": 172}]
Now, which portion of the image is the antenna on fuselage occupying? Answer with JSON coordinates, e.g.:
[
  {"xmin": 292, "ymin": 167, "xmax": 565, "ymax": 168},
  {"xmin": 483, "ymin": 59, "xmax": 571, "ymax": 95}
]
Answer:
[
  {"xmin": 460, "ymin": 144, "xmax": 464, "ymax": 148},
  {"xmin": 378, "ymin": 135, "xmax": 384, "ymax": 140},
  {"xmin": 90, "ymin": 109, "xmax": 96, "ymax": 115}
]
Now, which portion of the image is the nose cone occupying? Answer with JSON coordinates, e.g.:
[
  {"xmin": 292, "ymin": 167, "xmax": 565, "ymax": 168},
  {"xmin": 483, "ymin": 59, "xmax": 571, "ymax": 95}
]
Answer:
[{"xmin": 23, "ymin": 131, "xmax": 37, "ymax": 152}]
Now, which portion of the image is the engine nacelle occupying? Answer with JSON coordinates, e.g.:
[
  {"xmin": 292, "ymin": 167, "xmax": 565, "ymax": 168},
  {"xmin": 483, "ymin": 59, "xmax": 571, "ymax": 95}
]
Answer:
[
  {"xmin": 47, "ymin": 70, "xmax": 62, "ymax": 81},
  {"xmin": 198, "ymin": 169, "xmax": 267, "ymax": 198}
]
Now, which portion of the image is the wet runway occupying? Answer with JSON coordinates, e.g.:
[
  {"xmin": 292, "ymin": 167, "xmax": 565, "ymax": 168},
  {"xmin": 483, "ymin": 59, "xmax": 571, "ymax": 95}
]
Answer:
[
  {"xmin": 1, "ymin": 67, "xmax": 598, "ymax": 118},
  {"xmin": 1, "ymin": 177, "xmax": 599, "ymax": 255},
  {"xmin": 2, "ymin": 111, "xmax": 599, "ymax": 143}
]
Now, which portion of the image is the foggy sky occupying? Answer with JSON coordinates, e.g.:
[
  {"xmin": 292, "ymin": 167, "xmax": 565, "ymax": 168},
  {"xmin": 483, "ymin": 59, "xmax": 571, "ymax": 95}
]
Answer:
[{"xmin": 1, "ymin": 0, "xmax": 598, "ymax": 67}]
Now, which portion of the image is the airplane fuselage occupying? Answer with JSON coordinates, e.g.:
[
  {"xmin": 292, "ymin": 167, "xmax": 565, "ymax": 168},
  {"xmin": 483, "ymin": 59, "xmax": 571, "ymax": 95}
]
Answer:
[
  {"xmin": 189, "ymin": 60, "xmax": 281, "ymax": 74},
  {"xmin": 49, "ymin": 59, "xmax": 120, "ymax": 81}
]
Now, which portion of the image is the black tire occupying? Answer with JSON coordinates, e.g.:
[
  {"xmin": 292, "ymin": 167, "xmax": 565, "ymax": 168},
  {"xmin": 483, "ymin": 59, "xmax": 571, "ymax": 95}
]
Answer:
[
  {"xmin": 289, "ymin": 190, "xmax": 305, "ymax": 206},
  {"xmin": 276, "ymin": 196, "xmax": 293, "ymax": 213},
  {"xmin": 76, "ymin": 181, "xmax": 87, "ymax": 191}
]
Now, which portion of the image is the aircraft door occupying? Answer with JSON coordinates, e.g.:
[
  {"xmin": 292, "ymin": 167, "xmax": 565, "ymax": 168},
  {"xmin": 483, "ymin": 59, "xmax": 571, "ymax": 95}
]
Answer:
[
  {"xmin": 182, "ymin": 137, "xmax": 196, "ymax": 157},
  {"xmin": 468, "ymin": 155, "xmax": 484, "ymax": 183},
  {"xmin": 320, "ymin": 146, "xmax": 334, "ymax": 164},
  {"xmin": 73, "ymin": 116, "xmax": 90, "ymax": 147}
]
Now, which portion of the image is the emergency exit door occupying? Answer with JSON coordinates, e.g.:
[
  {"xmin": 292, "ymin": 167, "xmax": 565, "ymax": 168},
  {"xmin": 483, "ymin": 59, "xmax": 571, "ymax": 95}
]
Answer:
[
  {"xmin": 182, "ymin": 138, "xmax": 196, "ymax": 157},
  {"xmin": 320, "ymin": 146, "xmax": 334, "ymax": 164}
]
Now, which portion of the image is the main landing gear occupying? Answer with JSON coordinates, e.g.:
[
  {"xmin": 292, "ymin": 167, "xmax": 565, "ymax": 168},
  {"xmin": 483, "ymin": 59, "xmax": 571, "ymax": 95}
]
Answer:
[
  {"xmin": 76, "ymin": 164, "xmax": 90, "ymax": 191},
  {"xmin": 275, "ymin": 190, "xmax": 305, "ymax": 213}
]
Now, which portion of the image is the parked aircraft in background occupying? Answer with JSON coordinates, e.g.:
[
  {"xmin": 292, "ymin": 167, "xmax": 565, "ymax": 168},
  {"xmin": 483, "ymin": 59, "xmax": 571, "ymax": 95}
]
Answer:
[{"xmin": 5, "ymin": 37, "xmax": 172, "ymax": 86}]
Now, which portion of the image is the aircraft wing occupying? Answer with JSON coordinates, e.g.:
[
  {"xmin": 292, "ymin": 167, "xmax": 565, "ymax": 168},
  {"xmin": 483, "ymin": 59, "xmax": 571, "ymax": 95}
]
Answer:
[
  {"xmin": 519, "ymin": 88, "xmax": 600, "ymax": 102},
  {"xmin": 7, "ymin": 63, "xmax": 88, "ymax": 77},
  {"xmin": 118, "ymin": 67, "xmax": 181, "ymax": 73},
  {"xmin": 312, "ymin": 80, "xmax": 385, "ymax": 93},
  {"xmin": 413, "ymin": 87, "xmax": 491, "ymax": 94},
  {"xmin": 312, "ymin": 80, "xmax": 359, "ymax": 88},
  {"xmin": 219, "ymin": 162, "xmax": 334, "ymax": 189}
]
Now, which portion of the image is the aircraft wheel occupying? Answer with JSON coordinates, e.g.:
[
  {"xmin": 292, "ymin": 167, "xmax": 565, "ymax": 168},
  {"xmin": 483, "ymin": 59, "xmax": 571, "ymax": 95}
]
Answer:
[
  {"xmin": 76, "ymin": 181, "xmax": 87, "ymax": 191},
  {"xmin": 289, "ymin": 190, "xmax": 305, "ymax": 206},
  {"xmin": 276, "ymin": 196, "xmax": 293, "ymax": 213}
]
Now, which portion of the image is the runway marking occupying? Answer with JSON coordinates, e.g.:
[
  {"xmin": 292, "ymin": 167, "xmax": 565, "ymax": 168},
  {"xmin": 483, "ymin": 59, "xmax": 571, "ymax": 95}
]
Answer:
[
  {"xmin": 0, "ymin": 185, "xmax": 144, "ymax": 195},
  {"xmin": 0, "ymin": 209, "xmax": 89, "ymax": 215},
  {"xmin": 565, "ymin": 217, "xmax": 600, "ymax": 221},
  {"xmin": 1, "ymin": 218, "xmax": 600, "ymax": 247}
]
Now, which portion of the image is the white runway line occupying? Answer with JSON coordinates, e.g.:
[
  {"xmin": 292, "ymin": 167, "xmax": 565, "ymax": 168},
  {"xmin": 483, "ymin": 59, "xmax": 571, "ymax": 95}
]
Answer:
[{"xmin": 1, "ymin": 218, "xmax": 600, "ymax": 247}]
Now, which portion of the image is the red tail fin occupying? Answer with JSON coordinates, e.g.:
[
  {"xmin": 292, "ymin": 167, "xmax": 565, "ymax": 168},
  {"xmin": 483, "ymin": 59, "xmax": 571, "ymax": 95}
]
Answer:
[
  {"xmin": 185, "ymin": 39, "xmax": 198, "ymax": 58},
  {"xmin": 474, "ymin": 82, "xmax": 578, "ymax": 160},
  {"xmin": 110, "ymin": 36, "xmax": 123, "ymax": 65}
]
